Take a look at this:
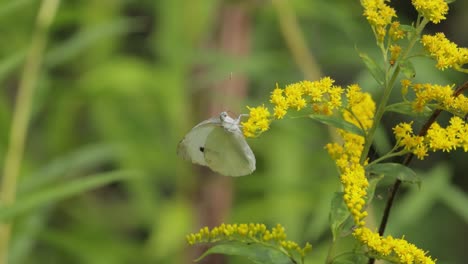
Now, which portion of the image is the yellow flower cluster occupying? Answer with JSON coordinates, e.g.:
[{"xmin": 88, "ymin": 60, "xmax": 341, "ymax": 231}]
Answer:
[
  {"xmin": 242, "ymin": 77, "xmax": 344, "ymax": 137},
  {"xmin": 186, "ymin": 223, "xmax": 312, "ymax": 257},
  {"xmin": 239, "ymin": 78, "xmax": 438, "ymax": 263},
  {"xmin": 241, "ymin": 105, "xmax": 271, "ymax": 137},
  {"xmin": 421, "ymin": 33, "xmax": 468, "ymax": 71},
  {"xmin": 327, "ymin": 85, "xmax": 374, "ymax": 226},
  {"xmin": 326, "ymin": 85, "xmax": 436, "ymax": 263},
  {"xmin": 354, "ymin": 227, "xmax": 435, "ymax": 264},
  {"xmin": 394, "ymin": 117, "xmax": 468, "ymax": 159},
  {"xmin": 411, "ymin": 0, "xmax": 448, "ymax": 24},
  {"xmin": 403, "ymin": 80, "xmax": 468, "ymax": 117},
  {"xmin": 361, "ymin": 0, "xmax": 397, "ymax": 42},
  {"xmin": 389, "ymin": 21, "xmax": 405, "ymax": 41},
  {"xmin": 270, "ymin": 77, "xmax": 343, "ymax": 118},
  {"xmin": 389, "ymin": 44, "xmax": 402, "ymax": 65}
]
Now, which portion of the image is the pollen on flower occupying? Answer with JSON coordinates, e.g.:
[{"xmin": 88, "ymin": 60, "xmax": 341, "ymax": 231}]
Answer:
[
  {"xmin": 393, "ymin": 117, "xmax": 468, "ymax": 159},
  {"xmin": 389, "ymin": 21, "xmax": 405, "ymax": 40},
  {"xmin": 354, "ymin": 227, "xmax": 436, "ymax": 264},
  {"xmin": 361, "ymin": 0, "xmax": 397, "ymax": 43},
  {"xmin": 404, "ymin": 81, "xmax": 468, "ymax": 117},
  {"xmin": 422, "ymin": 33, "xmax": 468, "ymax": 71},
  {"xmin": 389, "ymin": 44, "xmax": 402, "ymax": 64},
  {"xmin": 270, "ymin": 85, "xmax": 288, "ymax": 119},
  {"xmin": 411, "ymin": 0, "xmax": 448, "ymax": 24},
  {"xmin": 185, "ymin": 223, "xmax": 312, "ymax": 258},
  {"xmin": 242, "ymin": 105, "xmax": 271, "ymax": 137}
]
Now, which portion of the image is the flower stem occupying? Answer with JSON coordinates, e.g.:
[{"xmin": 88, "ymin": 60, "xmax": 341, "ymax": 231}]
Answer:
[
  {"xmin": 368, "ymin": 81, "xmax": 468, "ymax": 264},
  {"xmin": 0, "ymin": 0, "xmax": 60, "ymax": 263}
]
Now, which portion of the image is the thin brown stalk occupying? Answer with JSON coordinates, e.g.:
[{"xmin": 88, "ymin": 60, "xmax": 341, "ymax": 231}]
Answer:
[{"xmin": 369, "ymin": 81, "xmax": 468, "ymax": 264}]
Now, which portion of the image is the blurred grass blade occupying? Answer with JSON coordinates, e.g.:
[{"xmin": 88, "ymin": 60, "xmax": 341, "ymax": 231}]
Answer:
[
  {"xmin": 439, "ymin": 184, "xmax": 468, "ymax": 223},
  {"xmin": 45, "ymin": 18, "xmax": 138, "ymax": 66},
  {"xmin": 0, "ymin": 0, "xmax": 34, "ymax": 18},
  {"xmin": 0, "ymin": 170, "xmax": 139, "ymax": 221},
  {"xmin": 0, "ymin": 51, "xmax": 26, "ymax": 82},
  {"xmin": 0, "ymin": 18, "xmax": 137, "ymax": 83},
  {"xmin": 18, "ymin": 144, "xmax": 119, "ymax": 194}
]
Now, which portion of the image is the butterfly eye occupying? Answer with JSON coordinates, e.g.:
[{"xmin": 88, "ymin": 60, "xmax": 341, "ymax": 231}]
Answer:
[{"xmin": 220, "ymin": 112, "xmax": 228, "ymax": 120}]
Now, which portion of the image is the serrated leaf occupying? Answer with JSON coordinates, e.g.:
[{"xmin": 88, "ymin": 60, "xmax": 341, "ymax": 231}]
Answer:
[
  {"xmin": 367, "ymin": 163, "xmax": 421, "ymax": 187},
  {"xmin": 309, "ymin": 114, "xmax": 364, "ymax": 136},
  {"xmin": 399, "ymin": 59, "xmax": 416, "ymax": 78},
  {"xmin": 195, "ymin": 241, "xmax": 294, "ymax": 264},
  {"xmin": 330, "ymin": 192, "xmax": 351, "ymax": 241},
  {"xmin": 357, "ymin": 50, "xmax": 385, "ymax": 85},
  {"xmin": 385, "ymin": 102, "xmax": 432, "ymax": 117}
]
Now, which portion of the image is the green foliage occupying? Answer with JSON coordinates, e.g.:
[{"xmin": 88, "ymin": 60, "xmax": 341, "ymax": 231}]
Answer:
[
  {"xmin": 195, "ymin": 242, "xmax": 294, "ymax": 264},
  {"xmin": 0, "ymin": 0, "xmax": 467, "ymax": 264}
]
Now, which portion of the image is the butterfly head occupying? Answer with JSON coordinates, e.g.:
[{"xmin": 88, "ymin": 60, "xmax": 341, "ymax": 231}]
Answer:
[{"xmin": 220, "ymin": 111, "xmax": 229, "ymax": 121}]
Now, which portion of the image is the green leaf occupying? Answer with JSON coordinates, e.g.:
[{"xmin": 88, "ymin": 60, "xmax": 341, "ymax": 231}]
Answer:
[
  {"xmin": 367, "ymin": 163, "xmax": 421, "ymax": 187},
  {"xmin": 357, "ymin": 50, "xmax": 385, "ymax": 85},
  {"xmin": 399, "ymin": 24, "xmax": 416, "ymax": 33},
  {"xmin": 366, "ymin": 174, "xmax": 384, "ymax": 205},
  {"xmin": 445, "ymin": 0, "xmax": 457, "ymax": 4},
  {"xmin": 385, "ymin": 102, "xmax": 432, "ymax": 117},
  {"xmin": 399, "ymin": 59, "xmax": 416, "ymax": 79},
  {"xmin": 195, "ymin": 241, "xmax": 294, "ymax": 264},
  {"xmin": 309, "ymin": 114, "xmax": 364, "ymax": 136},
  {"xmin": 0, "ymin": 170, "xmax": 139, "ymax": 221},
  {"xmin": 330, "ymin": 192, "xmax": 351, "ymax": 241},
  {"xmin": 333, "ymin": 253, "xmax": 368, "ymax": 264}
]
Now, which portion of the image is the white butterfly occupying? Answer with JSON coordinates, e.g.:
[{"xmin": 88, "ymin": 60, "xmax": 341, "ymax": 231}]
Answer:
[{"xmin": 177, "ymin": 112, "xmax": 256, "ymax": 176}]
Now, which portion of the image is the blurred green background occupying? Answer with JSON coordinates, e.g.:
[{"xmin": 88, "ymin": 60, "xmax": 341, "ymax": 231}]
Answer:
[{"xmin": 0, "ymin": 0, "xmax": 467, "ymax": 263}]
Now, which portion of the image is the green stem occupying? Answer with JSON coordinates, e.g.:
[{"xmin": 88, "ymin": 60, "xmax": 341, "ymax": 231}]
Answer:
[
  {"xmin": 0, "ymin": 0, "xmax": 60, "ymax": 263},
  {"xmin": 366, "ymin": 149, "xmax": 408, "ymax": 167},
  {"xmin": 360, "ymin": 19, "xmax": 429, "ymax": 163}
]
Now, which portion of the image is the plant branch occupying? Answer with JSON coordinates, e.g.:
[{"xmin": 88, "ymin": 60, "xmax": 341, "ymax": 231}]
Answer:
[{"xmin": 368, "ymin": 81, "xmax": 468, "ymax": 264}]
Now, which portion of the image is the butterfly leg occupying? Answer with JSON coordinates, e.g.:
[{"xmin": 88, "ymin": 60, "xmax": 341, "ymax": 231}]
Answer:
[{"xmin": 235, "ymin": 114, "xmax": 249, "ymax": 125}]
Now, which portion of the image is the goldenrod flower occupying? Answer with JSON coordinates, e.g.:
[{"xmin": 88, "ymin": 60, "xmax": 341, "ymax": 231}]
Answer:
[
  {"xmin": 421, "ymin": 33, "xmax": 468, "ymax": 71},
  {"xmin": 411, "ymin": 0, "xmax": 448, "ymax": 24},
  {"xmin": 242, "ymin": 105, "xmax": 271, "ymax": 137},
  {"xmin": 270, "ymin": 86, "xmax": 288, "ymax": 119},
  {"xmin": 186, "ymin": 223, "xmax": 312, "ymax": 258},
  {"xmin": 404, "ymin": 81, "xmax": 468, "ymax": 117},
  {"xmin": 361, "ymin": 0, "xmax": 397, "ymax": 42},
  {"xmin": 245, "ymin": 78, "xmax": 345, "ymax": 137},
  {"xmin": 389, "ymin": 21, "xmax": 405, "ymax": 41},
  {"xmin": 354, "ymin": 227, "xmax": 436, "ymax": 264},
  {"xmin": 389, "ymin": 44, "xmax": 402, "ymax": 65},
  {"xmin": 393, "ymin": 117, "xmax": 468, "ymax": 159}
]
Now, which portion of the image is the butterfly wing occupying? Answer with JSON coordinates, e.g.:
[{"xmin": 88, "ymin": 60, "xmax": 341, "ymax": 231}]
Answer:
[
  {"xmin": 204, "ymin": 127, "xmax": 256, "ymax": 177},
  {"xmin": 177, "ymin": 118, "xmax": 221, "ymax": 166}
]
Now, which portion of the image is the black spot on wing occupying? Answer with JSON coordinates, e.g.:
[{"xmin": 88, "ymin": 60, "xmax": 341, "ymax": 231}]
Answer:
[{"xmin": 199, "ymin": 147, "xmax": 205, "ymax": 152}]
